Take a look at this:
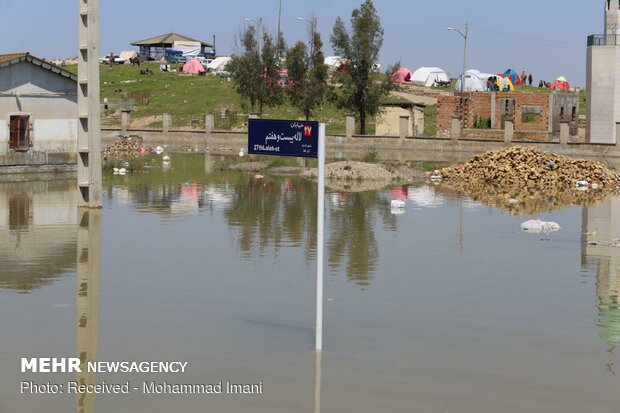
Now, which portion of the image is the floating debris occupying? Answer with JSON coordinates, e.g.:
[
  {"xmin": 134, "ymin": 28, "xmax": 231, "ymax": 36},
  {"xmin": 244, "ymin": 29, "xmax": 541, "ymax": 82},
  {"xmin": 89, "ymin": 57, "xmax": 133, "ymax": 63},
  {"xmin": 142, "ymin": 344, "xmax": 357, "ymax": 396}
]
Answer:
[
  {"xmin": 588, "ymin": 239, "xmax": 620, "ymax": 247},
  {"xmin": 521, "ymin": 220, "xmax": 561, "ymax": 234}
]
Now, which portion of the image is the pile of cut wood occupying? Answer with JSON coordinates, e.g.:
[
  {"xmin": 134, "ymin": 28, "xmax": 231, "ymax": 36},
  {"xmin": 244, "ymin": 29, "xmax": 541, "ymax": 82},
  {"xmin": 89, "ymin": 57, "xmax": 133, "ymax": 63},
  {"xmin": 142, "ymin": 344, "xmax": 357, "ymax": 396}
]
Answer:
[
  {"xmin": 103, "ymin": 135, "xmax": 152, "ymax": 159},
  {"xmin": 439, "ymin": 147, "xmax": 620, "ymax": 189}
]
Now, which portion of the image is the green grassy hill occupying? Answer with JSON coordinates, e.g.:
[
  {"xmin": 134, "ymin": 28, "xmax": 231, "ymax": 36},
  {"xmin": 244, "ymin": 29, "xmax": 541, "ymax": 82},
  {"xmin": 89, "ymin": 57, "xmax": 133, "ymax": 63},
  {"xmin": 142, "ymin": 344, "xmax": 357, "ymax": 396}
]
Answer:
[{"xmin": 67, "ymin": 62, "xmax": 352, "ymax": 133}]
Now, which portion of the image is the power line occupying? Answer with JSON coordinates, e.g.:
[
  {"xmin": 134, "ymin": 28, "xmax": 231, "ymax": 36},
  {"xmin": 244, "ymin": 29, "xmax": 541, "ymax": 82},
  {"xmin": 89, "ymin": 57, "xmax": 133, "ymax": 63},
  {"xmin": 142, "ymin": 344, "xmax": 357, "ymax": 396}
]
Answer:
[{"xmin": 469, "ymin": 24, "xmax": 583, "ymax": 50}]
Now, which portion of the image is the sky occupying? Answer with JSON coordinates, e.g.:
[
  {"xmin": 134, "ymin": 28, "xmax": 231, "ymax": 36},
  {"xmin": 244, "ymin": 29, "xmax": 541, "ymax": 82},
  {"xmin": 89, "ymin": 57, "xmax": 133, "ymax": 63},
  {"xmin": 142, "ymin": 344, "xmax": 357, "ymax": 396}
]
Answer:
[{"xmin": 0, "ymin": 0, "xmax": 601, "ymax": 86}]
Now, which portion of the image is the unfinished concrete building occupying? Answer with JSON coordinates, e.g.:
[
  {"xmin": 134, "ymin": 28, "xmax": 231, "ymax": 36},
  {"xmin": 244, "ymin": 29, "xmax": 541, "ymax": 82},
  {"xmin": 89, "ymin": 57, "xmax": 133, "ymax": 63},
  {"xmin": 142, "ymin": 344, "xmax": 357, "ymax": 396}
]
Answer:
[
  {"xmin": 586, "ymin": 0, "xmax": 620, "ymax": 143},
  {"xmin": 437, "ymin": 92, "xmax": 579, "ymax": 141}
]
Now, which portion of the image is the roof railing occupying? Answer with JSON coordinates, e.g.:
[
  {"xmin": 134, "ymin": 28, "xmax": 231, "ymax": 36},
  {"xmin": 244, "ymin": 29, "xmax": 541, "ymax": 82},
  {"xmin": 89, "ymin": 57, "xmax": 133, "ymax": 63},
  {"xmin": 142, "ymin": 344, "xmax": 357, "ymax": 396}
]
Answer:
[{"xmin": 588, "ymin": 34, "xmax": 620, "ymax": 46}]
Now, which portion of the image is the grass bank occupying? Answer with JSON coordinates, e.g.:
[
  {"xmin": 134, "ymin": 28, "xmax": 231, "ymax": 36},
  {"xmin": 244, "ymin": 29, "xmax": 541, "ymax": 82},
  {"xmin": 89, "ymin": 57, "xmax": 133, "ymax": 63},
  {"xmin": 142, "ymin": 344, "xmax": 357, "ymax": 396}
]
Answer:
[{"xmin": 67, "ymin": 63, "xmax": 361, "ymax": 134}]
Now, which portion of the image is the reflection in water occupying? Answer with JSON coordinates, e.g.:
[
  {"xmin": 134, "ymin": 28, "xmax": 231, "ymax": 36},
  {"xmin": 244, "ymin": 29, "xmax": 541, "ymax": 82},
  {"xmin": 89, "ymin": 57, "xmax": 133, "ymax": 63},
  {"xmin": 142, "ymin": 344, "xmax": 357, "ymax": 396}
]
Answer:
[
  {"xmin": 224, "ymin": 177, "xmax": 317, "ymax": 260},
  {"xmin": 314, "ymin": 351, "xmax": 322, "ymax": 413},
  {"xmin": 441, "ymin": 182, "xmax": 617, "ymax": 216},
  {"xmin": 76, "ymin": 209, "xmax": 101, "ymax": 413},
  {"xmin": 328, "ymin": 191, "xmax": 396, "ymax": 287},
  {"xmin": 104, "ymin": 155, "xmax": 396, "ymax": 286},
  {"xmin": 0, "ymin": 180, "xmax": 77, "ymax": 292},
  {"xmin": 582, "ymin": 199, "xmax": 620, "ymax": 351}
]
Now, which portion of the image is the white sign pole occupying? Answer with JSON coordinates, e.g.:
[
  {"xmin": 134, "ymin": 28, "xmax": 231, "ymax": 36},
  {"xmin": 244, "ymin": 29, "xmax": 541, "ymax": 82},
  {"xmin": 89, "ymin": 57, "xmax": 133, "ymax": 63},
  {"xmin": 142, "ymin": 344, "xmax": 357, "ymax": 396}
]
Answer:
[{"xmin": 316, "ymin": 123, "xmax": 326, "ymax": 351}]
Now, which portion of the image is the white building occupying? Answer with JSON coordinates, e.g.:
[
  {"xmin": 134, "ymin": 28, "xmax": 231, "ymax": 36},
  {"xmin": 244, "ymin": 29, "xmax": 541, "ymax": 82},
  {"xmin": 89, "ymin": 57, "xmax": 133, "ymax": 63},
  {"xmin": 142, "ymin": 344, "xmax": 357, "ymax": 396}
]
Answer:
[
  {"xmin": 586, "ymin": 1, "xmax": 620, "ymax": 143},
  {"xmin": 0, "ymin": 53, "xmax": 77, "ymax": 171}
]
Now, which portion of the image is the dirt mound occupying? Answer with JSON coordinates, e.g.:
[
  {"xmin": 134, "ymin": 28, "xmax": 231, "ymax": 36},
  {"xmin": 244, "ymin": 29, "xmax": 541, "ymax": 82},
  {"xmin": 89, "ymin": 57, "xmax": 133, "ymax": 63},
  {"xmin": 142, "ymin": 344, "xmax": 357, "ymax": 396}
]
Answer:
[
  {"xmin": 103, "ymin": 136, "xmax": 152, "ymax": 159},
  {"xmin": 439, "ymin": 147, "xmax": 620, "ymax": 189},
  {"xmin": 303, "ymin": 161, "xmax": 404, "ymax": 182}
]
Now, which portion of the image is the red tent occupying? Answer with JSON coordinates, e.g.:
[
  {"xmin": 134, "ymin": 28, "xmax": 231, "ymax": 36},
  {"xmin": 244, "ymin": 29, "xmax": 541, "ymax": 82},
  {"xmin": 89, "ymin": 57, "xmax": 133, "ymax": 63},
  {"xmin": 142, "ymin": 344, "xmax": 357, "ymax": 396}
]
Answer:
[
  {"xmin": 182, "ymin": 59, "xmax": 205, "ymax": 75},
  {"xmin": 390, "ymin": 68, "xmax": 413, "ymax": 84},
  {"xmin": 549, "ymin": 77, "xmax": 570, "ymax": 91}
]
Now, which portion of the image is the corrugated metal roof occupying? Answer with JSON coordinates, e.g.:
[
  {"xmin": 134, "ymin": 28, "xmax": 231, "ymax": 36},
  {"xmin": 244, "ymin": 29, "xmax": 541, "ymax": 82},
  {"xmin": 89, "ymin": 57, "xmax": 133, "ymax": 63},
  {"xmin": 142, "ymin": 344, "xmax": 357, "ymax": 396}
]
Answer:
[
  {"xmin": 131, "ymin": 32, "xmax": 213, "ymax": 47},
  {"xmin": 0, "ymin": 52, "xmax": 77, "ymax": 81}
]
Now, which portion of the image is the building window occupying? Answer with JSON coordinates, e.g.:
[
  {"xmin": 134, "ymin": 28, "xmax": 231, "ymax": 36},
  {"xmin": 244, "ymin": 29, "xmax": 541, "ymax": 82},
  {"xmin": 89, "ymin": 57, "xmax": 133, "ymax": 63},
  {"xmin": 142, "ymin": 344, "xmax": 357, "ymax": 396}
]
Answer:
[
  {"xmin": 521, "ymin": 105, "xmax": 542, "ymax": 124},
  {"xmin": 9, "ymin": 115, "xmax": 30, "ymax": 151}
]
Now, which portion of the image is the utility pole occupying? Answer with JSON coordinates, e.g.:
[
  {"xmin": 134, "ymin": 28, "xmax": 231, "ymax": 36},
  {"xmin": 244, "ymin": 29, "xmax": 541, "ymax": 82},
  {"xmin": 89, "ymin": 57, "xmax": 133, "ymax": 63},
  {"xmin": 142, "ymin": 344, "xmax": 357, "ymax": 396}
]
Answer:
[
  {"xmin": 77, "ymin": 0, "xmax": 102, "ymax": 208},
  {"xmin": 277, "ymin": 0, "xmax": 282, "ymax": 43},
  {"xmin": 448, "ymin": 23, "xmax": 469, "ymax": 92}
]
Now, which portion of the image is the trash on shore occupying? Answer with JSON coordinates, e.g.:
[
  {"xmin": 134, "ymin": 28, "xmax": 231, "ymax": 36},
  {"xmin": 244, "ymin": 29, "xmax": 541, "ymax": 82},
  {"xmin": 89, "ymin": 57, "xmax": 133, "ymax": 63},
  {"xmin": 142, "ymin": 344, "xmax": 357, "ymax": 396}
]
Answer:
[
  {"xmin": 439, "ymin": 147, "xmax": 620, "ymax": 189},
  {"xmin": 521, "ymin": 220, "xmax": 561, "ymax": 234}
]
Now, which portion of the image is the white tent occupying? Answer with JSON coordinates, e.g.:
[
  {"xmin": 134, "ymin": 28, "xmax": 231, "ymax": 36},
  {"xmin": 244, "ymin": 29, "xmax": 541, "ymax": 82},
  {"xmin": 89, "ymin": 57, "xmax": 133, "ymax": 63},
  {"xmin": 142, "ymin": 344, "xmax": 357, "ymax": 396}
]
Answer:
[
  {"xmin": 324, "ymin": 56, "xmax": 343, "ymax": 70},
  {"xmin": 206, "ymin": 56, "xmax": 231, "ymax": 72},
  {"xmin": 455, "ymin": 70, "xmax": 497, "ymax": 91},
  {"xmin": 411, "ymin": 67, "xmax": 450, "ymax": 87},
  {"xmin": 173, "ymin": 41, "xmax": 201, "ymax": 57},
  {"xmin": 119, "ymin": 50, "xmax": 138, "ymax": 63}
]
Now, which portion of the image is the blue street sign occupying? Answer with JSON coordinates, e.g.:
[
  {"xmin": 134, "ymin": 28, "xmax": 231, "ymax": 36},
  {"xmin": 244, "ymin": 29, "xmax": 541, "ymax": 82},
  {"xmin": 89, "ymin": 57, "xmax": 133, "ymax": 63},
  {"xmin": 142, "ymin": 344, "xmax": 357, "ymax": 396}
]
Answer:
[{"xmin": 248, "ymin": 119, "xmax": 319, "ymax": 158}]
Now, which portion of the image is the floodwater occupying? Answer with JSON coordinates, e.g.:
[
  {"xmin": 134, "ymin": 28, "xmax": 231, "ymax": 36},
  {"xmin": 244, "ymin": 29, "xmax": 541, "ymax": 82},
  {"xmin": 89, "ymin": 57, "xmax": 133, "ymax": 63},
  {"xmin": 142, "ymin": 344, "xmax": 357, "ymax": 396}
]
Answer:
[{"xmin": 1, "ymin": 154, "xmax": 619, "ymax": 413}]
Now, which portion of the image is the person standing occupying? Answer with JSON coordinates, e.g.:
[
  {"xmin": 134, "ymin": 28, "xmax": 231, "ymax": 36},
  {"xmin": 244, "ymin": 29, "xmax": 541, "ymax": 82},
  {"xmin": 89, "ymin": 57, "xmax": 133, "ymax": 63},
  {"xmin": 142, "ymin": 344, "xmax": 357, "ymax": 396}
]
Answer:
[
  {"xmin": 108, "ymin": 52, "xmax": 115, "ymax": 71},
  {"xmin": 528, "ymin": 73, "xmax": 533, "ymax": 87},
  {"xmin": 521, "ymin": 71, "xmax": 527, "ymax": 89}
]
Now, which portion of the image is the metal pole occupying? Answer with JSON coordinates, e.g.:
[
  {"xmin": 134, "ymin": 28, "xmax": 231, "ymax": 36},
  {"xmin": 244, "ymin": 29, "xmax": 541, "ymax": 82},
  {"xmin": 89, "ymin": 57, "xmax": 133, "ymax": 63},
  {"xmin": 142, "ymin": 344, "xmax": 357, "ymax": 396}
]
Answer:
[
  {"xmin": 461, "ymin": 23, "xmax": 468, "ymax": 92},
  {"xmin": 258, "ymin": 18, "xmax": 263, "ymax": 56},
  {"xmin": 316, "ymin": 123, "xmax": 326, "ymax": 351},
  {"xmin": 277, "ymin": 0, "xmax": 282, "ymax": 45}
]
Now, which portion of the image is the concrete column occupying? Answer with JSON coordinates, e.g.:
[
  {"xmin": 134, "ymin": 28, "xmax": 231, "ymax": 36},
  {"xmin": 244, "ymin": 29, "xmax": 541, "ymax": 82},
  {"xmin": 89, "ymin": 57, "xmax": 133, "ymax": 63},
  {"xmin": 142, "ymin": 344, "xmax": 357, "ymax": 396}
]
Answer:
[
  {"xmin": 413, "ymin": 107, "xmax": 424, "ymax": 136},
  {"xmin": 451, "ymin": 117, "xmax": 461, "ymax": 141},
  {"xmin": 490, "ymin": 92, "xmax": 497, "ymax": 128},
  {"xmin": 399, "ymin": 116, "xmax": 409, "ymax": 140},
  {"xmin": 121, "ymin": 112, "xmax": 130, "ymax": 133},
  {"xmin": 504, "ymin": 120, "xmax": 514, "ymax": 143},
  {"xmin": 77, "ymin": 0, "xmax": 102, "ymax": 208},
  {"xmin": 205, "ymin": 114, "xmax": 214, "ymax": 134},
  {"xmin": 560, "ymin": 122, "xmax": 570, "ymax": 145},
  {"xmin": 346, "ymin": 116, "xmax": 355, "ymax": 138},
  {"xmin": 163, "ymin": 113, "xmax": 172, "ymax": 133}
]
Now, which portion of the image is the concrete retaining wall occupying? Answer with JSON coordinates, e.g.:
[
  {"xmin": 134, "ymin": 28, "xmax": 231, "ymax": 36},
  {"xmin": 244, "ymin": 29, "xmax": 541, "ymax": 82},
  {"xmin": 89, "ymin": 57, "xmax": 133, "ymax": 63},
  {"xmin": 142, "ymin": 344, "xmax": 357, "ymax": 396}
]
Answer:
[{"xmin": 101, "ymin": 126, "xmax": 620, "ymax": 167}]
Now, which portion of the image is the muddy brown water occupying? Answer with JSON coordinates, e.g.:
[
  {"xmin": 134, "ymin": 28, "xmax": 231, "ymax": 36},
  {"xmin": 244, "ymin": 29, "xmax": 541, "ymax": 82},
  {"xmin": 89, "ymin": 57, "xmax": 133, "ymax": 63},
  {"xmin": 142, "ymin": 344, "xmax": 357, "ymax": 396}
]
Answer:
[{"xmin": 0, "ymin": 154, "xmax": 618, "ymax": 412}]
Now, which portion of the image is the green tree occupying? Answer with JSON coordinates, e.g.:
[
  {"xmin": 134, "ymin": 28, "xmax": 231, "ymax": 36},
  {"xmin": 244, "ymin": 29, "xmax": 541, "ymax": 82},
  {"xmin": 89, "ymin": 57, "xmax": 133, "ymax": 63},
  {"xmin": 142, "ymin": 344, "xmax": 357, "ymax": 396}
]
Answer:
[
  {"xmin": 228, "ymin": 27, "xmax": 261, "ymax": 112},
  {"xmin": 286, "ymin": 19, "xmax": 329, "ymax": 120},
  {"xmin": 330, "ymin": 0, "xmax": 393, "ymax": 134},
  {"xmin": 228, "ymin": 27, "xmax": 284, "ymax": 115},
  {"xmin": 257, "ymin": 33, "xmax": 284, "ymax": 115}
]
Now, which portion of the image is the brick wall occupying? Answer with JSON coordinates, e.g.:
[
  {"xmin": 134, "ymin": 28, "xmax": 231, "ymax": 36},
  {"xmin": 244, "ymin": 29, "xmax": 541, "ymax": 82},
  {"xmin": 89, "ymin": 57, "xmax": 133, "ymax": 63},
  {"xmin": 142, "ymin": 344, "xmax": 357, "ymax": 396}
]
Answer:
[
  {"xmin": 457, "ymin": 92, "xmax": 493, "ymax": 129},
  {"xmin": 498, "ymin": 92, "xmax": 549, "ymax": 132},
  {"xmin": 437, "ymin": 95, "xmax": 461, "ymax": 134},
  {"xmin": 438, "ymin": 92, "xmax": 553, "ymax": 136}
]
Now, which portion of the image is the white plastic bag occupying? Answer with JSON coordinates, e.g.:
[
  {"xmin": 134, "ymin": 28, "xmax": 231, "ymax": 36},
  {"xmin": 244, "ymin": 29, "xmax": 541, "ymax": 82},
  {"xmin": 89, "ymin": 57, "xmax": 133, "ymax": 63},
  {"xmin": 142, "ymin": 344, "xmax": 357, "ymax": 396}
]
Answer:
[{"xmin": 521, "ymin": 220, "xmax": 561, "ymax": 234}]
